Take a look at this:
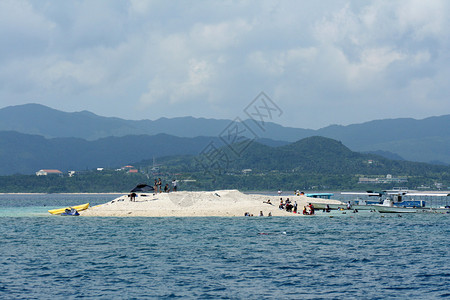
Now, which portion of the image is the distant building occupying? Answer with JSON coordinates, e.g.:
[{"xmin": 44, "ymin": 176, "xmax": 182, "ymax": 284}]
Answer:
[
  {"xmin": 97, "ymin": 168, "xmax": 104, "ymax": 171},
  {"xmin": 358, "ymin": 174, "xmax": 407, "ymax": 184},
  {"xmin": 128, "ymin": 169, "xmax": 138, "ymax": 173},
  {"xmin": 242, "ymin": 169, "xmax": 252, "ymax": 174},
  {"xmin": 36, "ymin": 169, "xmax": 63, "ymax": 176},
  {"xmin": 68, "ymin": 171, "xmax": 76, "ymax": 177}
]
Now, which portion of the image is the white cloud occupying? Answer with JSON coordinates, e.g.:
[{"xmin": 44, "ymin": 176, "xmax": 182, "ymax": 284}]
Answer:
[{"xmin": 0, "ymin": 0, "xmax": 449, "ymax": 128}]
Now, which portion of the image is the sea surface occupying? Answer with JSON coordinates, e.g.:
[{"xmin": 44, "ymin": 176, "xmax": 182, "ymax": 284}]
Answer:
[{"xmin": 0, "ymin": 194, "xmax": 449, "ymax": 299}]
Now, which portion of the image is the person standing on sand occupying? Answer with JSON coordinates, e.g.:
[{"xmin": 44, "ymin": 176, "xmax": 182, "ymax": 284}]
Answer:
[
  {"xmin": 172, "ymin": 179, "xmax": 177, "ymax": 192},
  {"xmin": 157, "ymin": 178, "xmax": 162, "ymax": 193}
]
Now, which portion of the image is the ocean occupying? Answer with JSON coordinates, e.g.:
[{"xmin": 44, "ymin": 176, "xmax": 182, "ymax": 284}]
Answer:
[{"xmin": 0, "ymin": 194, "xmax": 449, "ymax": 299}]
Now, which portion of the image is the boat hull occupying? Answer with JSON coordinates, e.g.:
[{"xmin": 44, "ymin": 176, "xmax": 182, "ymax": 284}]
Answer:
[
  {"xmin": 373, "ymin": 206, "xmax": 450, "ymax": 213},
  {"xmin": 48, "ymin": 203, "xmax": 90, "ymax": 215},
  {"xmin": 311, "ymin": 203, "xmax": 375, "ymax": 211}
]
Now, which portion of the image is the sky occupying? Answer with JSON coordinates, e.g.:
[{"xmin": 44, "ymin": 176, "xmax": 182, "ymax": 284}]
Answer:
[{"xmin": 1, "ymin": 0, "xmax": 449, "ymax": 129}]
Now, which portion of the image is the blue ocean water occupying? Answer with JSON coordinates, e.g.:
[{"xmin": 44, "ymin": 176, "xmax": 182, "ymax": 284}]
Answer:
[{"xmin": 1, "ymin": 194, "xmax": 449, "ymax": 299}]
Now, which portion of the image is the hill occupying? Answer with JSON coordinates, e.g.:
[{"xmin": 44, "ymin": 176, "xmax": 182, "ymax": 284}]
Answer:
[
  {"xmin": 1, "ymin": 103, "xmax": 450, "ymax": 164},
  {"xmin": 0, "ymin": 131, "xmax": 283, "ymax": 175},
  {"xmin": 0, "ymin": 103, "xmax": 312, "ymax": 141},
  {"xmin": 190, "ymin": 136, "xmax": 449, "ymax": 175},
  {"xmin": 1, "ymin": 135, "xmax": 448, "ymax": 192},
  {"xmin": 132, "ymin": 136, "xmax": 450, "ymax": 190},
  {"xmin": 0, "ymin": 131, "xmax": 217, "ymax": 175}
]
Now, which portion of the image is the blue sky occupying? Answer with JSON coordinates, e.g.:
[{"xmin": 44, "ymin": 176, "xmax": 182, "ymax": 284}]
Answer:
[{"xmin": 1, "ymin": 0, "xmax": 449, "ymax": 129}]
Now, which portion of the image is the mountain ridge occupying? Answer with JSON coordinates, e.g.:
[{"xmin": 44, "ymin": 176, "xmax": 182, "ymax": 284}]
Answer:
[{"xmin": 1, "ymin": 103, "xmax": 449, "ymax": 164}]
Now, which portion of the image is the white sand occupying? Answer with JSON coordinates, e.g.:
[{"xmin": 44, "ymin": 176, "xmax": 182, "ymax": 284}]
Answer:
[{"xmin": 80, "ymin": 190, "xmax": 344, "ymax": 217}]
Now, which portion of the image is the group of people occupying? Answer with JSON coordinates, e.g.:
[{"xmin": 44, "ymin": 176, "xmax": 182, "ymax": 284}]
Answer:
[
  {"xmin": 278, "ymin": 198, "xmax": 298, "ymax": 213},
  {"xmin": 244, "ymin": 211, "xmax": 272, "ymax": 217},
  {"xmin": 302, "ymin": 203, "xmax": 315, "ymax": 215},
  {"xmin": 153, "ymin": 178, "xmax": 177, "ymax": 193}
]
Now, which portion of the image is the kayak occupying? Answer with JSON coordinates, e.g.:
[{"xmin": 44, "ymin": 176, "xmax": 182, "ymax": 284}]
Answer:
[{"xmin": 48, "ymin": 203, "xmax": 90, "ymax": 215}]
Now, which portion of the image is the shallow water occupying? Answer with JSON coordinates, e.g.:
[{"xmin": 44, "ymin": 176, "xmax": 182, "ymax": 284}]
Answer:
[{"xmin": 0, "ymin": 194, "xmax": 449, "ymax": 299}]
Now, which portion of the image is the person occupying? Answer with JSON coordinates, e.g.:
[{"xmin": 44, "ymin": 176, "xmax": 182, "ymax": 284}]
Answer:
[
  {"xmin": 302, "ymin": 206, "xmax": 307, "ymax": 215},
  {"xmin": 268, "ymin": 212, "xmax": 272, "ymax": 217},
  {"xmin": 279, "ymin": 199, "xmax": 284, "ymax": 210},
  {"xmin": 309, "ymin": 203, "xmax": 315, "ymax": 215},
  {"xmin": 277, "ymin": 189, "xmax": 282, "ymax": 196},
  {"xmin": 130, "ymin": 192, "xmax": 136, "ymax": 201},
  {"xmin": 286, "ymin": 200, "xmax": 293, "ymax": 212},
  {"xmin": 264, "ymin": 199, "xmax": 272, "ymax": 205},
  {"xmin": 164, "ymin": 184, "xmax": 169, "ymax": 193},
  {"xmin": 347, "ymin": 201, "xmax": 352, "ymax": 210},
  {"xmin": 259, "ymin": 211, "xmax": 264, "ymax": 216},
  {"xmin": 172, "ymin": 179, "xmax": 177, "ymax": 192},
  {"xmin": 293, "ymin": 201, "xmax": 298, "ymax": 213},
  {"xmin": 157, "ymin": 178, "xmax": 162, "ymax": 193}
]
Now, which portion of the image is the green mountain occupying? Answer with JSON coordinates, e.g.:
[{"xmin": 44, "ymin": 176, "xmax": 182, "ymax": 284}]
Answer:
[
  {"xmin": 1, "ymin": 103, "xmax": 449, "ymax": 164},
  {"xmin": 1, "ymin": 135, "xmax": 448, "ymax": 192},
  {"xmin": 131, "ymin": 136, "xmax": 449, "ymax": 191},
  {"xmin": 0, "ymin": 131, "xmax": 284, "ymax": 175},
  {"xmin": 192, "ymin": 136, "xmax": 449, "ymax": 175},
  {"xmin": 0, "ymin": 131, "xmax": 219, "ymax": 175}
]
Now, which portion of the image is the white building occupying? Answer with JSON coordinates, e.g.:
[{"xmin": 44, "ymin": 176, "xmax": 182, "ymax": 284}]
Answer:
[{"xmin": 36, "ymin": 169, "xmax": 63, "ymax": 176}]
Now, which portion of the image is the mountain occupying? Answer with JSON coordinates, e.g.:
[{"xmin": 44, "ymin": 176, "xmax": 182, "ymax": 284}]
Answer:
[
  {"xmin": 152, "ymin": 136, "xmax": 450, "ymax": 176},
  {"xmin": 1, "ymin": 103, "xmax": 450, "ymax": 164},
  {"xmin": 0, "ymin": 103, "xmax": 312, "ymax": 141},
  {"xmin": 0, "ymin": 131, "xmax": 218, "ymax": 175},
  {"xmin": 0, "ymin": 131, "xmax": 283, "ymax": 175},
  {"xmin": 315, "ymin": 117, "xmax": 450, "ymax": 164}
]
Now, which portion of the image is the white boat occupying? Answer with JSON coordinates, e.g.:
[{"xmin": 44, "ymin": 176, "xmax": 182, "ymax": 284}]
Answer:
[
  {"xmin": 320, "ymin": 190, "xmax": 450, "ymax": 213},
  {"xmin": 371, "ymin": 192, "xmax": 450, "ymax": 213}
]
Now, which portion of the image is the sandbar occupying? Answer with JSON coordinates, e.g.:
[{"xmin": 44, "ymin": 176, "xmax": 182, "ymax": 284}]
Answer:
[{"xmin": 80, "ymin": 190, "xmax": 343, "ymax": 217}]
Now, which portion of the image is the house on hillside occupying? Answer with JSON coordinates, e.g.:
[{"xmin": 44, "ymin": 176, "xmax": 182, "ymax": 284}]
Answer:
[
  {"xmin": 121, "ymin": 165, "xmax": 135, "ymax": 170},
  {"xmin": 36, "ymin": 169, "xmax": 63, "ymax": 176}
]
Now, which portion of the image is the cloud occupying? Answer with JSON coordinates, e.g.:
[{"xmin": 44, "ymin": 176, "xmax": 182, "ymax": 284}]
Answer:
[{"xmin": 0, "ymin": 0, "xmax": 449, "ymax": 128}]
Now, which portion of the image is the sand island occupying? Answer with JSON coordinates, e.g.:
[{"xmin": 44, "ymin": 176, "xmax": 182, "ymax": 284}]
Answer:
[{"xmin": 80, "ymin": 190, "xmax": 344, "ymax": 217}]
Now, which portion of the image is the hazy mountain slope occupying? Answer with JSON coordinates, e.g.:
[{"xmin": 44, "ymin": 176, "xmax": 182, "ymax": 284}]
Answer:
[
  {"xmin": 0, "ymin": 104, "xmax": 314, "ymax": 141},
  {"xmin": 0, "ymin": 104, "xmax": 143, "ymax": 140},
  {"xmin": 168, "ymin": 136, "xmax": 450, "ymax": 176},
  {"xmin": 1, "ymin": 103, "xmax": 450, "ymax": 164},
  {"xmin": 0, "ymin": 132, "xmax": 219, "ymax": 175},
  {"xmin": 0, "ymin": 130, "xmax": 286, "ymax": 175}
]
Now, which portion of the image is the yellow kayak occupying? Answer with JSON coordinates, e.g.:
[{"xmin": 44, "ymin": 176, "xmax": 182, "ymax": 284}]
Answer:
[{"xmin": 48, "ymin": 203, "xmax": 90, "ymax": 215}]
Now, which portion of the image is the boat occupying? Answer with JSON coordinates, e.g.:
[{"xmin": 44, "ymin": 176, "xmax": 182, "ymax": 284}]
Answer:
[
  {"xmin": 351, "ymin": 190, "xmax": 450, "ymax": 213},
  {"xmin": 312, "ymin": 190, "xmax": 450, "ymax": 213},
  {"xmin": 304, "ymin": 193, "xmax": 350, "ymax": 210},
  {"xmin": 305, "ymin": 193, "xmax": 334, "ymax": 199},
  {"xmin": 48, "ymin": 203, "xmax": 90, "ymax": 215}
]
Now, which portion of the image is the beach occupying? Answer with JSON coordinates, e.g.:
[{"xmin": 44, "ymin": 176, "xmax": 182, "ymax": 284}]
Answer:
[{"xmin": 80, "ymin": 190, "xmax": 344, "ymax": 217}]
